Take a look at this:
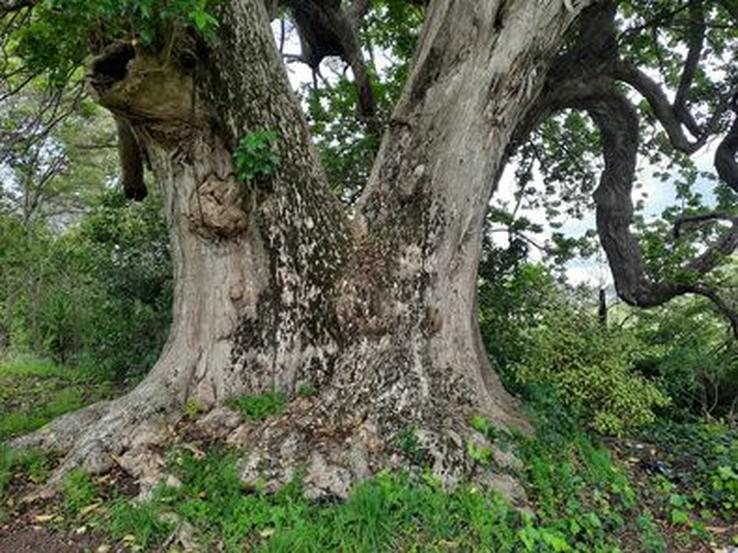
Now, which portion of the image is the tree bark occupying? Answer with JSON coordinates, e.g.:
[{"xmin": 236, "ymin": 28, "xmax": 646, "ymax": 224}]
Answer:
[{"xmin": 12, "ymin": 0, "xmax": 591, "ymax": 500}]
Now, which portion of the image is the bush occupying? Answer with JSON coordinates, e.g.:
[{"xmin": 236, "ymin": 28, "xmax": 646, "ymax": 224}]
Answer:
[
  {"xmin": 513, "ymin": 303, "xmax": 669, "ymax": 436},
  {"xmin": 638, "ymin": 421, "xmax": 738, "ymax": 522},
  {"xmin": 631, "ymin": 296, "xmax": 738, "ymax": 419},
  {"xmin": 0, "ymin": 190, "xmax": 171, "ymax": 382}
]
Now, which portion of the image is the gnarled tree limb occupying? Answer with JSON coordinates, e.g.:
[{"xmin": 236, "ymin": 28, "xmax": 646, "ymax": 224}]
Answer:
[
  {"xmin": 278, "ymin": 0, "xmax": 380, "ymax": 135},
  {"xmin": 585, "ymin": 87, "xmax": 738, "ymax": 335},
  {"xmin": 715, "ymin": 94, "xmax": 738, "ymax": 191},
  {"xmin": 115, "ymin": 116, "xmax": 147, "ymax": 201}
]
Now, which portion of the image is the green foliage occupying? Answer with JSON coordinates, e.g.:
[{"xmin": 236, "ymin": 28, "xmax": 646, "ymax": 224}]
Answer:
[
  {"xmin": 107, "ymin": 499, "xmax": 173, "ymax": 550},
  {"xmin": 61, "ymin": 469, "xmax": 99, "ymax": 516},
  {"xmin": 184, "ymin": 397, "xmax": 205, "ymax": 419},
  {"xmin": 233, "ymin": 130, "xmax": 281, "ymax": 183},
  {"xmin": 636, "ymin": 421, "xmax": 738, "ymax": 523},
  {"xmin": 87, "ymin": 447, "xmax": 543, "ymax": 551},
  {"xmin": 630, "ymin": 294, "xmax": 738, "ymax": 418},
  {"xmin": 13, "ymin": 0, "xmax": 221, "ymax": 83},
  {"xmin": 478, "ymin": 261, "xmax": 558, "ymax": 389},
  {"xmin": 0, "ymin": 190, "xmax": 172, "ymax": 382},
  {"xmin": 296, "ymin": 383, "xmax": 317, "ymax": 398},
  {"xmin": 0, "ymin": 445, "xmax": 50, "ymax": 520},
  {"xmin": 300, "ymin": 0, "xmax": 422, "ymax": 203},
  {"xmin": 395, "ymin": 426, "xmax": 425, "ymax": 464},
  {"xmin": 711, "ymin": 464, "xmax": 738, "ymax": 518},
  {"xmin": 229, "ymin": 391, "xmax": 286, "ymax": 421},
  {"xmin": 478, "ymin": 262, "xmax": 676, "ymax": 435},
  {"xmin": 519, "ymin": 398, "xmax": 641, "ymax": 550},
  {"xmin": 514, "ymin": 302, "xmax": 669, "ymax": 435},
  {"xmin": 61, "ymin": 398, "xmax": 672, "ymax": 552}
]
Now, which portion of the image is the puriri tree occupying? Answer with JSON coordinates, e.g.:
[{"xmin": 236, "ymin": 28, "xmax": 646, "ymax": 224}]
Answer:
[{"xmin": 3, "ymin": 0, "xmax": 737, "ymax": 497}]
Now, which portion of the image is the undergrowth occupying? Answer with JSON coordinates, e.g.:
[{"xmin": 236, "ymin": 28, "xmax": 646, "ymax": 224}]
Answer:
[
  {"xmin": 48, "ymin": 391, "xmax": 677, "ymax": 552},
  {"xmin": 0, "ymin": 356, "xmax": 114, "ymax": 440}
]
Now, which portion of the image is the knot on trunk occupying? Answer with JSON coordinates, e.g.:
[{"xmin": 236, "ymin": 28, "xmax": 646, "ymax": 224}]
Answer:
[{"xmin": 189, "ymin": 175, "xmax": 250, "ymax": 238}]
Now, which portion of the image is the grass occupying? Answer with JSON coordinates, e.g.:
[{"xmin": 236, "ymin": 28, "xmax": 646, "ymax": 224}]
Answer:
[
  {"xmin": 228, "ymin": 391, "xmax": 286, "ymax": 421},
  {"xmin": 0, "ymin": 356, "xmax": 114, "ymax": 440},
  {"xmin": 83, "ymin": 450, "xmax": 529, "ymax": 552},
  {"xmin": 60, "ymin": 403, "xmax": 673, "ymax": 552},
  {"xmin": 3, "ymin": 361, "xmax": 735, "ymax": 551},
  {"xmin": 0, "ymin": 444, "xmax": 51, "ymax": 520}
]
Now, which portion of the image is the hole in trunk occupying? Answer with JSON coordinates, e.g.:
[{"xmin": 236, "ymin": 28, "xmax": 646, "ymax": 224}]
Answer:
[{"xmin": 92, "ymin": 43, "xmax": 136, "ymax": 85}]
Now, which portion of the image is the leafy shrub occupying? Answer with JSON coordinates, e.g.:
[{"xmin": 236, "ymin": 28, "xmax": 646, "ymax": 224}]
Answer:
[
  {"xmin": 478, "ymin": 262, "xmax": 558, "ymax": 390},
  {"xmin": 514, "ymin": 305, "xmax": 669, "ymax": 435},
  {"xmin": 631, "ymin": 295, "xmax": 738, "ymax": 419},
  {"xmin": 15, "ymin": 0, "xmax": 221, "ymax": 84},
  {"xmin": 710, "ymin": 464, "xmax": 738, "ymax": 518},
  {"xmin": 0, "ymin": 190, "xmax": 171, "ymax": 382},
  {"xmin": 637, "ymin": 420, "xmax": 738, "ymax": 522}
]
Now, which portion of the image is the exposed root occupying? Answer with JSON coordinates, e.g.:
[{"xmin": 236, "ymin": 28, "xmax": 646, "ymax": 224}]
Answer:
[
  {"xmin": 228, "ymin": 394, "xmax": 528, "ymax": 505},
  {"xmin": 9, "ymin": 380, "xmax": 181, "ymax": 495},
  {"xmin": 8, "ymin": 344, "xmax": 529, "ymax": 508}
]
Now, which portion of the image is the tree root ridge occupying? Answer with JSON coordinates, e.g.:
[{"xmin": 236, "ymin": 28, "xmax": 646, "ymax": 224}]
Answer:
[
  {"xmin": 229, "ymin": 394, "xmax": 528, "ymax": 505},
  {"xmin": 9, "ymin": 382, "xmax": 180, "ymax": 494}
]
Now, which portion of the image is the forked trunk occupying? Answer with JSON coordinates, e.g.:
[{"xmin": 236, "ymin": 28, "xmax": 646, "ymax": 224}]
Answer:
[{"xmin": 13, "ymin": 0, "xmax": 591, "ymax": 500}]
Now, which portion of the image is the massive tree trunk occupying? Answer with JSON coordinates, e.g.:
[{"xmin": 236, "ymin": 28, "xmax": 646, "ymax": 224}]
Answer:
[{"xmin": 12, "ymin": 0, "xmax": 590, "ymax": 499}]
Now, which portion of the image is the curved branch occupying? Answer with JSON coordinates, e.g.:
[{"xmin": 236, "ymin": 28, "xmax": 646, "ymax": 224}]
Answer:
[
  {"xmin": 673, "ymin": 0, "xmax": 705, "ymax": 136},
  {"xmin": 613, "ymin": 62, "xmax": 707, "ymax": 153},
  {"xmin": 674, "ymin": 211, "xmax": 736, "ymax": 238},
  {"xmin": 115, "ymin": 116, "xmax": 147, "ymax": 201},
  {"xmin": 584, "ymin": 90, "xmax": 738, "ymax": 334},
  {"xmin": 504, "ymin": 2, "xmax": 738, "ymax": 335}
]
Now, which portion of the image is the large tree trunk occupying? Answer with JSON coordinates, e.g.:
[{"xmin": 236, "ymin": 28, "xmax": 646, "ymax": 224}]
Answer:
[{"xmin": 13, "ymin": 0, "xmax": 591, "ymax": 500}]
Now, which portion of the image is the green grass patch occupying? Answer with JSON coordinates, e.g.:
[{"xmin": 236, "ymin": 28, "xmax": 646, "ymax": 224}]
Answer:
[
  {"xmin": 0, "ymin": 444, "xmax": 51, "ymax": 520},
  {"xmin": 79, "ymin": 398, "xmax": 670, "ymax": 552},
  {"xmin": 228, "ymin": 391, "xmax": 286, "ymax": 421},
  {"xmin": 0, "ymin": 356, "xmax": 114, "ymax": 440}
]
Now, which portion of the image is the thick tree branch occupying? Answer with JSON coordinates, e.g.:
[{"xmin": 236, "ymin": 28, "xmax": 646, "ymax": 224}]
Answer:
[
  {"xmin": 715, "ymin": 94, "xmax": 738, "ymax": 192},
  {"xmin": 583, "ymin": 89, "xmax": 738, "ymax": 334},
  {"xmin": 673, "ymin": 0, "xmax": 705, "ymax": 137},
  {"xmin": 674, "ymin": 211, "xmax": 736, "ymax": 239},
  {"xmin": 613, "ymin": 62, "xmax": 707, "ymax": 153},
  {"xmin": 346, "ymin": 0, "xmax": 371, "ymax": 28}
]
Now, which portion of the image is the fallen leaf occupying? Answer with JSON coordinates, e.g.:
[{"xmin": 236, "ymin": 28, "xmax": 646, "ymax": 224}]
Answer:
[{"xmin": 79, "ymin": 502, "xmax": 102, "ymax": 516}]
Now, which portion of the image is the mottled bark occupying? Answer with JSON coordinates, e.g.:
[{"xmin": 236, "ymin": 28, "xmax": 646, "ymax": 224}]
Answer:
[{"xmin": 12, "ymin": 0, "xmax": 591, "ymax": 499}]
